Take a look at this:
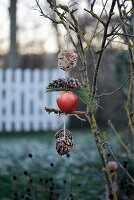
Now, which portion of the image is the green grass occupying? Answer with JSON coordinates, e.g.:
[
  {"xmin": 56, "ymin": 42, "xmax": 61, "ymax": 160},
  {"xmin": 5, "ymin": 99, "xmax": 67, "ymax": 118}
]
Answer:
[{"xmin": 0, "ymin": 130, "xmax": 120, "ymax": 200}]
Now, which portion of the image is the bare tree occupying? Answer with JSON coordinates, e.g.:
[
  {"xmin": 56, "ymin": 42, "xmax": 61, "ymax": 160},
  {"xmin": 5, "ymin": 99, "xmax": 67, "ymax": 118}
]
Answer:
[
  {"xmin": 8, "ymin": 0, "xmax": 19, "ymax": 68},
  {"xmin": 36, "ymin": 0, "xmax": 134, "ymax": 199}
]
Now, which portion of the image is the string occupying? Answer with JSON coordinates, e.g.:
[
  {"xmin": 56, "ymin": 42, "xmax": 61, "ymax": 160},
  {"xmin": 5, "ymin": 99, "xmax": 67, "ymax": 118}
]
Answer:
[
  {"xmin": 64, "ymin": 1, "xmax": 76, "ymax": 139},
  {"xmin": 56, "ymin": 113, "xmax": 86, "ymax": 129},
  {"xmin": 64, "ymin": 114, "xmax": 66, "ymax": 140},
  {"xmin": 56, "ymin": 115, "xmax": 64, "ymax": 129},
  {"xmin": 66, "ymin": 1, "xmax": 70, "ymax": 51},
  {"xmin": 65, "ymin": 1, "xmax": 71, "ymax": 79},
  {"xmin": 56, "ymin": 111, "xmax": 86, "ymax": 141},
  {"xmin": 56, "ymin": 114, "xmax": 66, "ymax": 141},
  {"xmin": 65, "ymin": 71, "xmax": 68, "ymax": 79},
  {"xmin": 66, "ymin": 1, "xmax": 78, "ymax": 50}
]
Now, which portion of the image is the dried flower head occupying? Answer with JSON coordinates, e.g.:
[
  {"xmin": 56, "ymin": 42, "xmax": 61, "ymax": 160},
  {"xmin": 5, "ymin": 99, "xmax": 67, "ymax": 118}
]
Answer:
[
  {"xmin": 107, "ymin": 161, "xmax": 118, "ymax": 172},
  {"xmin": 58, "ymin": 50, "xmax": 77, "ymax": 71},
  {"xmin": 107, "ymin": 161, "xmax": 118, "ymax": 182},
  {"xmin": 55, "ymin": 129, "xmax": 74, "ymax": 155}
]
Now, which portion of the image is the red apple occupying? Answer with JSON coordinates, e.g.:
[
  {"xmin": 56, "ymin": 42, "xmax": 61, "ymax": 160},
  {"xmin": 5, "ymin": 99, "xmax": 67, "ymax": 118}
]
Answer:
[{"xmin": 57, "ymin": 91, "xmax": 78, "ymax": 112}]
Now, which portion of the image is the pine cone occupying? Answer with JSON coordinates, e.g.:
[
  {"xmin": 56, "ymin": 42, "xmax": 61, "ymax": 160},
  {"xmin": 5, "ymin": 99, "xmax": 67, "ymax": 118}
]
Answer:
[
  {"xmin": 55, "ymin": 129, "xmax": 74, "ymax": 156},
  {"xmin": 58, "ymin": 50, "xmax": 77, "ymax": 71},
  {"xmin": 47, "ymin": 77, "xmax": 82, "ymax": 90}
]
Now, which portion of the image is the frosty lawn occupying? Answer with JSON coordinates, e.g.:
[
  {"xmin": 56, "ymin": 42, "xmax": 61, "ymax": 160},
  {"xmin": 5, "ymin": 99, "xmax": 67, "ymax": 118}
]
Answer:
[{"xmin": 0, "ymin": 131, "xmax": 119, "ymax": 200}]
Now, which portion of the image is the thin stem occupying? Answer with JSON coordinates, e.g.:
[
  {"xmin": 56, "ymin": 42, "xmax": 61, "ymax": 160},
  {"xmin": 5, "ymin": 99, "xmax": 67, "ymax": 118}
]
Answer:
[
  {"xmin": 35, "ymin": 0, "xmax": 57, "ymax": 23},
  {"xmin": 92, "ymin": 0, "xmax": 117, "ymax": 97},
  {"xmin": 108, "ymin": 120, "xmax": 132, "ymax": 157},
  {"xmin": 91, "ymin": 0, "xmax": 96, "ymax": 11},
  {"xmin": 91, "ymin": 0, "xmax": 109, "ymax": 38},
  {"xmin": 26, "ymin": 174, "xmax": 39, "ymax": 200},
  {"xmin": 66, "ymin": 3, "xmax": 70, "ymax": 50},
  {"xmin": 74, "ymin": 149, "xmax": 106, "ymax": 183},
  {"xmin": 117, "ymin": 0, "xmax": 134, "ymax": 154},
  {"xmin": 44, "ymin": 107, "xmax": 87, "ymax": 115},
  {"xmin": 87, "ymin": 113, "xmax": 115, "ymax": 197},
  {"xmin": 107, "ymin": 32, "xmax": 134, "ymax": 38},
  {"xmin": 67, "ymin": 157, "xmax": 73, "ymax": 197},
  {"xmin": 84, "ymin": 9, "xmax": 106, "ymax": 26},
  {"xmin": 96, "ymin": 72, "xmax": 134, "ymax": 98},
  {"xmin": 94, "ymin": 10, "xmax": 134, "ymax": 54},
  {"xmin": 105, "ymin": 142, "xmax": 134, "ymax": 183}
]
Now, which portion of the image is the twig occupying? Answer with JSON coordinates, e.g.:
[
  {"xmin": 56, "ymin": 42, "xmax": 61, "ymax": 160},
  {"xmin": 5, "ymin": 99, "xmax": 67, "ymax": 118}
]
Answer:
[
  {"xmin": 92, "ymin": 0, "xmax": 117, "ymax": 97},
  {"xmin": 109, "ymin": 7, "xmax": 134, "ymax": 36},
  {"xmin": 107, "ymin": 32, "xmax": 134, "ymax": 38},
  {"xmin": 91, "ymin": 0, "xmax": 96, "ymax": 11},
  {"xmin": 35, "ymin": 0, "xmax": 58, "ymax": 23},
  {"xmin": 94, "ymin": 8, "xmax": 134, "ymax": 54},
  {"xmin": 84, "ymin": 9, "xmax": 106, "ymax": 26},
  {"xmin": 105, "ymin": 142, "xmax": 134, "ymax": 183},
  {"xmin": 96, "ymin": 72, "xmax": 134, "ymax": 98},
  {"xmin": 67, "ymin": 156, "xmax": 73, "ymax": 197},
  {"xmin": 26, "ymin": 174, "xmax": 39, "ymax": 200},
  {"xmin": 108, "ymin": 120, "xmax": 132, "ymax": 156},
  {"xmin": 91, "ymin": 0, "xmax": 109, "ymax": 39},
  {"xmin": 74, "ymin": 149, "xmax": 106, "ymax": 183},
  {"xmin": 44, "ymin": 107, "xmax": 87, "ymax": 115},
  {"xmin": 101, "ymin": 0, "xmax": 108, "ymax": 17},
  {"xmin": 87, "ymin": 113, "xmax": 114, "ymax": 197}
]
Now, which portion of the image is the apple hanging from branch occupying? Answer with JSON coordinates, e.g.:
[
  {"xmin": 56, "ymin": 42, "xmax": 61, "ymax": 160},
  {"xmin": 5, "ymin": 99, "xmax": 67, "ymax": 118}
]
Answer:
[{"xmin": 57, "ymin": 91, "xmax": 78, "ymax": 112}]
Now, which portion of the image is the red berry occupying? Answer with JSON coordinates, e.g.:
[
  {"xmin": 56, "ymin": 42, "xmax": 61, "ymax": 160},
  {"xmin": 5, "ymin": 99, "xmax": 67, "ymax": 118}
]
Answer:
[{"xmin": 57, "ymin": 91, "xmax": 78, "ymax": 112}]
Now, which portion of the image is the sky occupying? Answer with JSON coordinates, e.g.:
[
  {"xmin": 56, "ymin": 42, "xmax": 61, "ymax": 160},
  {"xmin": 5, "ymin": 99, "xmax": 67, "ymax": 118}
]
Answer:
[
  {"xmin": 0, "ymin": 0, "xmax": 91, "ymax": 54},
  {"xmin": 0, "ymin": 0, "xmax": 56, "ymax": 54},
  {"xmin": 0, "ymin": 0, "xmax": 132, "ymax": 54}
]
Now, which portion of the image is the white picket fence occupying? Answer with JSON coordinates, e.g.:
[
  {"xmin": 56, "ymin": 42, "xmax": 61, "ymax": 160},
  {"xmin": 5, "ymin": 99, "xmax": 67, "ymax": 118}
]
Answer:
[{"xmin": 0, "ymin": 68, "xmax": 66, "ymax": 132}]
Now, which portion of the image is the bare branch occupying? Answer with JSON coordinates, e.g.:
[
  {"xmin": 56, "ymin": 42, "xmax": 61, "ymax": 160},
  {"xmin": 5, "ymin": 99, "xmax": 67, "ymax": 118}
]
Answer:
[
  {"xmin": 109, "ymin": 6, "xmax": 134, "ymax": 37},
  {"xmin": 91, "ymin": 0, "xmax": 96, "ymax": 11},
  {"xmin": 84, "ymin": 9, "xmax": 106, "ymax": 26},
  {"xmin": 45, "ymin": 107, "xmax": 87, "ymax": 116},
  {"xmin": 105, "ymin": 142, "xmax": 134, "ymax": 183},
  {"xmin": 107, "ymin": 32, "xmax": 134, "ymax": 38},
  {"xmin": 35, "ymin": 0, "xmax": 58, "ymax": 23},
  {"xmin": 96, "ymin": 72, "xmax": 134, "ymax": 98},
  {"xmin": 92, "ymin": 0, "xmax": 117, "ymax": 97},
  {"xmin": 92, "ymin": 0, "xmax": 109, "ymax": 38},
  {"xmin": 108, "ymin": 120, "xmax": 132, "ymax": 156},
  {"xmin": 74, "ymin": 149, "xmax": 106, "ymax": 183}
]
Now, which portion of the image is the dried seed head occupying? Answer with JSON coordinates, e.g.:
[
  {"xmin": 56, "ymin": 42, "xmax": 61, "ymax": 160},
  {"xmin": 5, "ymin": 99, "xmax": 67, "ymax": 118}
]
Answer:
[
  {"xmin": 55, "ymin": 129, "xmax": 74, "ymax": 156},
  {"xmin": 58, "ymin": 50, "xmax": 77, "ymax": 71},
  {"xmin": 107, "ymin": 161, "xmax": 118, "ymax": 182},
  {"xmin": 47, "ymin": 77, "xmax": 82, "ymax": 90},
  {"xmin": 107, "ymin": 161, "xmax": 118, "ymax": 172}
]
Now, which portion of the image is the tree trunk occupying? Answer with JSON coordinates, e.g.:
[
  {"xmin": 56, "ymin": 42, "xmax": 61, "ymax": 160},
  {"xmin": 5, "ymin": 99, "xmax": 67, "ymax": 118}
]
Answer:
[
  {"xmin": 131, "ymin": 0, "xmax": 134, "ymax": 154},
  {"xmin": 8, "ymin": 0, "xmax": 19, "ymax": 68},
  {"xmin": 52, "ymin": 12, "xmax": 61, "ymax": 52}
]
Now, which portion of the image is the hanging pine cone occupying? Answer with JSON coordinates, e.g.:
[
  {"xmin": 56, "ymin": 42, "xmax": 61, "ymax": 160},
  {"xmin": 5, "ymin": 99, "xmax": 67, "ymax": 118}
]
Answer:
[
  {"xmin": 58, "ymin": 50, "xmax": 77, "ymax": 71},
  {"xmin": 55, "ymin": 129, "xmax": 74, "ymax": 156},
  {"xmin": 47, "ymin": 77, "xmax": 82, "ymax": 90}
]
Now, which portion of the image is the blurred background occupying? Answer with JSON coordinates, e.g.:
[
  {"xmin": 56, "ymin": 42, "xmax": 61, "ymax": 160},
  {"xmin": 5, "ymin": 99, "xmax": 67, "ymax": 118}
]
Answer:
[
  {"xmin": 0, "ymin": 0, "xmax": 130, "ymax": 132},
  {"xmin": 0, "ymin": 0, "xmax": 132, "ymax": 199}
]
